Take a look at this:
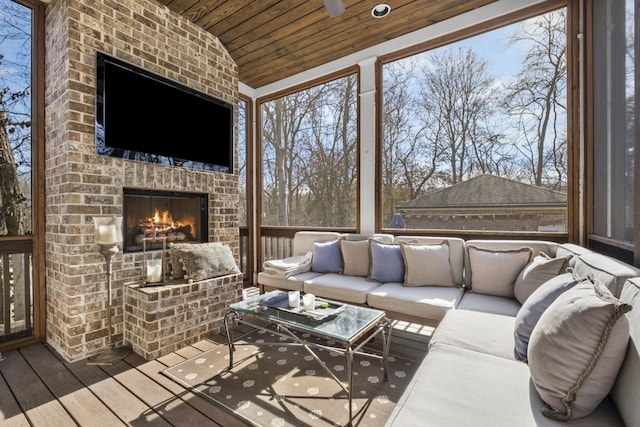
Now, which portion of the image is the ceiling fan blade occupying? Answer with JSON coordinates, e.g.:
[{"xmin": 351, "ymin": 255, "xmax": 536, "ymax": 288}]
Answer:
[{"xmin": 323, "ymin": 0, "xmax": 345, "ymax": 17}]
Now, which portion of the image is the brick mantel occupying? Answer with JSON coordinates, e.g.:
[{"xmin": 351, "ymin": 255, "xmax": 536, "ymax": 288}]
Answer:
[{"xmin": 44, "ymin": 0, "xmax": 239, "ymax": 362}]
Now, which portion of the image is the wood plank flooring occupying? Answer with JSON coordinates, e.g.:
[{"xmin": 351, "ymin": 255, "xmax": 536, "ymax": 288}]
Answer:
[{"xmin": 0, "ymin": 289, "xmax": 432, "ymax": 427}]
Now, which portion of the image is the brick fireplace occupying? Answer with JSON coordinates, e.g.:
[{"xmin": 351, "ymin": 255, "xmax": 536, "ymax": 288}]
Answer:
[
  {"xmin": 122, "ymin": 188, "xmax": 209, "ymax": 253},
  {"xmin": 44, "ymin": 0, "xmax": 241, "ymax": 362}
]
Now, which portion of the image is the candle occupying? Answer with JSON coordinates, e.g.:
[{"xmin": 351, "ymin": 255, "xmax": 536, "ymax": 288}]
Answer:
[
  {"xmin": 146, "ymin": 259, "xmax": 162, "ymax": 283},
  {"xmin": 302, "ymin": 293, "xmax": 316, "ymax": 311},
  {"xmin": 98, "ymin": 224, "xmax": 118, "ymax": 244},
  {"xmin": 288, "ymin": 291, "xmax": 300, "ymax": 308}
]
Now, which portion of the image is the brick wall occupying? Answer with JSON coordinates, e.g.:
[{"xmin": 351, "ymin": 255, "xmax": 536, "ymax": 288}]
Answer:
[
  {"xmin": 44, "ymin": 0, "xmax": 239, "ymax": 362},
  {"xmin": 125, "ymin": 273, "xmax": 243, "ymax": 360}
]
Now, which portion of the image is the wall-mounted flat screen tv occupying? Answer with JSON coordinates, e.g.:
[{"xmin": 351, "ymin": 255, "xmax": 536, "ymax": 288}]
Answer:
[{"xmin": 95, "ymin": 52, "xmax": 233, "ymax": 173}]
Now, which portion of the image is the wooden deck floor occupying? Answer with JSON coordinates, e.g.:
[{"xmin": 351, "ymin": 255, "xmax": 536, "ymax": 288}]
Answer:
[{"xmin": 0, "ymin": 291, "xmax": 432, "ymax": 427}]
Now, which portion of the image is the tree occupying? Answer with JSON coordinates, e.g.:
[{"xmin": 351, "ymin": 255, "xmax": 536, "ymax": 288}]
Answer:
[
  {"xmin": 300, "ymin": 75, "xmax": 357, "ymax": 227},
  {"xmin": 261, "ymin": 76, "xmax": 357, "ymax": 227},
  {"xmin": 416, "ymin": 46, "xmax": 505, "ymax": 184},
  {"xmin": 382, "ymin": 59, "xmax": 440, "ymax": 216},
  {"xmin": 502, "ymin": 9, "xmax": 567, "ymax": 189}
]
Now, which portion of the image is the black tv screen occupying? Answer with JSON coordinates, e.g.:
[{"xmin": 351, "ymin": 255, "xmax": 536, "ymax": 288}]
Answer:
[{"xmin": 95, "ymin": 52, "xmax": 233, "ymax": 173}]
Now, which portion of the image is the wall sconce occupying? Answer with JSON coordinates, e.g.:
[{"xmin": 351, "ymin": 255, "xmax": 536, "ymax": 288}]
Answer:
[{"xmin": 87, "ymin": 216, "xmax": 131, "ymax": 365}]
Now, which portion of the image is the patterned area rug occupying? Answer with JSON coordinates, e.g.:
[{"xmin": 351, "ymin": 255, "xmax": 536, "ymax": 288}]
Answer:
[{"xmin": 162, "ymin": 327, "xmax": 420, "ymax": 427}]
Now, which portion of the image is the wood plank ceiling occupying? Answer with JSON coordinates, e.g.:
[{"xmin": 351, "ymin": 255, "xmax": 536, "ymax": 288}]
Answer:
[{"xmin": 159, "ymin": 0, "xmax": 497, "ymax": 89}]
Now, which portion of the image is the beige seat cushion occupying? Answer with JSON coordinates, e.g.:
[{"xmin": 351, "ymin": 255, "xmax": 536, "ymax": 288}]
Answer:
[
  {"xmin": 430, "ymin": 309, "xmax": 516, "ymax": 359},
  {"xmin": 303, "ymin": 273, "xmax": 380, "ymax": 304},
  {"xmin": 367, "ymin": 282, "xmax": 463, "ymax": 322},
  {"xmin": 386, "ymin": 343, "xmax": 623, "ymax": 427}
]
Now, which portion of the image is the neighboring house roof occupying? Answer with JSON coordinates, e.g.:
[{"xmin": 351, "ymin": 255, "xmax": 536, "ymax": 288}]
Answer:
[{"xmin": 398, "ymin": 174, "xmax": 567, "ymax": 209}]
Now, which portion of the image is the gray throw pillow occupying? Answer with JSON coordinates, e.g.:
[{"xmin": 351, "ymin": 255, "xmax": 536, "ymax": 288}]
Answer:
[
  {"xmin": 514, "ymin": 253, "xmax": 571, "ymax": 304},
  {"xmin": 169, "ymin": 242, "xmax": 211, "ymax": 279},
  {"xmin": 175, "ymin": 243, "xmax": 240, "ymax": 282},
  {"xmin": 528, "ymin": 280, "xmax": 632, "ymax": 421},
  {"xmin": 513, "ymin": 272, "xmax": 581, "ymax": 360}
]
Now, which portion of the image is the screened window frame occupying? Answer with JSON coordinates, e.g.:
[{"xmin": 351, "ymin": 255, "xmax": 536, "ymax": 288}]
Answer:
[
  {"xmin": 0, "ymin": 0, "xmax": 46, "ymax": 350},
  {"xmin": 255, "ymin": 66, "xmax": 361, "ymax": 233},
  {"xmin": 585, "ymin": 0, "xmax": 640, "ymax": 266},
  {"xmin": 374, "ymin": 0, "xmax": 574, "ymax": 241}
]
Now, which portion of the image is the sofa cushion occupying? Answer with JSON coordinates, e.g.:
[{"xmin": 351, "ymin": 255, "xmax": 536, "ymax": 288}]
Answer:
[
  {"xmin": 174, "ymin": 243, "xmax": 240, "ymax": 281},
  {"xmin": 340, "ymin": 239, "xmax": 370, "ymax": 277},
  {"xmin": 343, "ymin": 233, "xmax": 394, "ymax": 243},
  {"xmin": 368, "ymin": 239, "xmax": 404, "ymax": 283},
  {"xmin": 430, "ymin": 309, "xmax": 516, "ymax": 359},
  {"xmin": 292, "ymin": 231, "xmax": 342, "ymax": 256},
  {"xmin": 366, "ymin": 282, "xmax": 463, "ymax": 322},
  {"xmin": 466, "ymin": 245, "xmax": 533, "ymax": 298},
  {"xmin": 257, "ymin": 270, "xmax": 323, "ymax": 292},
  {"xmin": 528, "ymin": 280, "xmax": 632, "ymax": 421},
  {"xmin": 556, "ymin": 243, "xmax": 593, "ymax": 268},
  {"xmin": 457, "ymin": 292, "xmax": 523, "ymax": 317},
  {"xmin": 514, "ymin": 253, "xmax": 571, "ymax": 303},
  {"xmin": 400, "ymin": 241, "xmax": 455, "ymax": 287},
  {"xmin": 571, "ymin": 252, "xmax": 640, "ymax": 297},
  {"xmin": 610, "ymin": 278, "xmax": 640, "ymax": 427},
  {"xmin": 513, "ymin": 273, "xmax": 582, "ymax": 361},
  {"xmin": 386, "ymin": 342, "xmax": 624, "ymax": 427},
  {"xmin": 303, "ymin": 273, "xmax": 379, "ymax": 304},
  {"xmin": 311, "ymin": 240, "xmax": 343, "ymax": 273}
]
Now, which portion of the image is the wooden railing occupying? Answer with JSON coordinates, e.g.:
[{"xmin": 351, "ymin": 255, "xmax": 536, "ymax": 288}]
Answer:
[
  {"xmin": 0, "ymin": 240, "xmax": 33, "ymax": 343},
  {"xmin": 257, "ymin": 227, "xmax": 354, "ymax": 270}
]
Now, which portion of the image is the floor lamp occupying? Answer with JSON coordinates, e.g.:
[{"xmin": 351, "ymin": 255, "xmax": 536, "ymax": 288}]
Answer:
[{"xmin": 87, "ymin": 215, "xmax": 131, "ymax": 365}]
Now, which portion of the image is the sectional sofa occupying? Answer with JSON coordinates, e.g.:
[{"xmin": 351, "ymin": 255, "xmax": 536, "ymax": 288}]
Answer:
[{"xmin": 257, "ymin": 231, "xmax": 640, "ymax": 426}]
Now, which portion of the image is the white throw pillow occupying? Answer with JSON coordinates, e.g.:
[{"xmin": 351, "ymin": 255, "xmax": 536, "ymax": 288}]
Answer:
[
  {"xmin": 400, "ymin": 241, "xmax": 455, "ymax": 287},
  {"xmin": 514, "ymin": 253, "xmax": 571, "ymax": 304},
  {"xmin": 466, "ymin": 245, "xmax": 533, "ymax": 298},
  {"xmin": 528, "ymin": 280, "xmax": 632, "ymax": 421}
]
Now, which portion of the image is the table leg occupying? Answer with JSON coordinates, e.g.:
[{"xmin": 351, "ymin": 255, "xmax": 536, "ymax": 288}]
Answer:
[
  {"xmin": 224, "ymin": 310, "xmax": 238, "ymax": 369},
  {"xmin": 346, "ymin": 345, "xmax": 354, "ymax": 427},
  {"xmin": 382, "ymin": 318, "xmax": 392, "ymax": 381}
]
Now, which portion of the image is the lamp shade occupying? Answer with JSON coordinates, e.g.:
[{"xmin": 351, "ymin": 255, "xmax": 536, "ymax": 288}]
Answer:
[{"xmin": 93, "ymin": 216, "xmax": 123, "ymax": 245}]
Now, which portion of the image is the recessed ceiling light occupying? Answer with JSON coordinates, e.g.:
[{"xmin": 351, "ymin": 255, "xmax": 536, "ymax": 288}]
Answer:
[{"xmin": 371, "ymin": 4, "xmax": 391, "ymax": 18}]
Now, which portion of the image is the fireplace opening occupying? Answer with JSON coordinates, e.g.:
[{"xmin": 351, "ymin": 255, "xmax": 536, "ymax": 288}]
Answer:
[{"xmin": 123, "ymin": 188, "xmax": 208, "ymax": 252}]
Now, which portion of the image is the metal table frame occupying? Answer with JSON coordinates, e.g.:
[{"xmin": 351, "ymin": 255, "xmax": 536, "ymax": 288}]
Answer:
[{"xmin": 223, "ymin": 303, "xmax": 392, "ymax": 426}]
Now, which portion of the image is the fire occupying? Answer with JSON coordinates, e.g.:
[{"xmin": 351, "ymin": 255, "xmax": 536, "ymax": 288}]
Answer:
[{"xmin": 135, "ymin": 209, "xmax": 196, "ymax": 244}]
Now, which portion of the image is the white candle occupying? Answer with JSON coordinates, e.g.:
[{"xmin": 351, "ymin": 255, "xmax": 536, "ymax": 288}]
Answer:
[
  {"xmin": 302, "ymin": 293, "xmax": 316, "ymax": 311},
  {"xmin": 288, "ymin": 291, "xmax": 300, "ymax": 308},
  {"xmin": 146, "ymin": 260, "xmax": 162, "ymax": 283},
  {"xmin": 98, "ymin": 224, "xmax": 118, "ymax": 244}
]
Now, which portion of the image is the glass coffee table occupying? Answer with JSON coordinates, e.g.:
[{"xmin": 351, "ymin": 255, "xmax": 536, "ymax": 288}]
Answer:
[{"xmin": 223, "ymin": 290, "xmax": 392, "ymax": 426}]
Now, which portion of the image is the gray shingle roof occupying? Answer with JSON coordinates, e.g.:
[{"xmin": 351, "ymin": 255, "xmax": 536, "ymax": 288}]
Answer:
[{"xmin": 399, "ymin": 174, "xmax": 566, "ymax": 209}]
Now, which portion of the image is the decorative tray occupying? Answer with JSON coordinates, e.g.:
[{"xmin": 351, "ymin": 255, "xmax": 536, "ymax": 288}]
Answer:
[{"xmin": 259, "ymin": 293, "xmax": 344, "ymax": 320}]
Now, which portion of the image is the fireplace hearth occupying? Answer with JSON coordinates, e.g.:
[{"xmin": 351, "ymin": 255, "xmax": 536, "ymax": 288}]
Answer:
[{"xmin": 123, "ymin": 188, "xmax": 208, "ymax": 252}]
